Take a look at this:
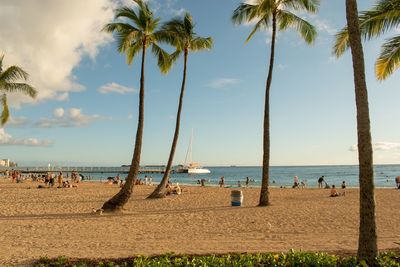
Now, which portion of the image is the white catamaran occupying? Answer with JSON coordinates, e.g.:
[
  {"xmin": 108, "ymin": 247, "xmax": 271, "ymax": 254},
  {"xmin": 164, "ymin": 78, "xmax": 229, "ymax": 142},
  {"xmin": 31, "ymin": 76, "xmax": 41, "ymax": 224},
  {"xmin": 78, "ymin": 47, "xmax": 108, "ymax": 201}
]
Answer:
[{"xmin": 176, "ymin": 130, "xmax": 210, "ymax": 174}]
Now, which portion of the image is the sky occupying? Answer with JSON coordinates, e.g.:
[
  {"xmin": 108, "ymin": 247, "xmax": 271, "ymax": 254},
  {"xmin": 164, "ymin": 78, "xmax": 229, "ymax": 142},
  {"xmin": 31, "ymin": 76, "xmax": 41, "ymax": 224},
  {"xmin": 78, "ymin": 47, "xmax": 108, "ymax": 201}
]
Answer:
[{"xmin": 0, "ymin": 0, "xmax": 399, "ymax": 167}]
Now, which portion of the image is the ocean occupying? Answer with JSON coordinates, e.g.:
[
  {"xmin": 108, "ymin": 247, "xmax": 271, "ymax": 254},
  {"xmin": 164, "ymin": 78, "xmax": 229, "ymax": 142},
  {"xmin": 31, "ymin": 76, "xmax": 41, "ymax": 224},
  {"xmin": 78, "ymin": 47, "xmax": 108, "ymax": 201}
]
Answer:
[{"xmin": 78, "ymin": 164, "xmax": 400, "ymax": 188}]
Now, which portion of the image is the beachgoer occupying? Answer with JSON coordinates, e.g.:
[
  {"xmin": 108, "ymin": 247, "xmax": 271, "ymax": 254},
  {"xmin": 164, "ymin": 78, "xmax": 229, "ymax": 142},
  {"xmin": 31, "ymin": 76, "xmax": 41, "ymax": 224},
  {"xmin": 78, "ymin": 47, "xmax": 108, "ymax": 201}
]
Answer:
[
  {"xmin": 293, "ymin": 176, "xmax": 299, "ymax": 188},
  {"xmin": 318, "ymin": 176, "xmax": 325, "ymax": 188},
  {"xmin": 200, "ymin": 178, "xmax": 206, "ymax": 187},
  {"xmin": 396, "ymin": 176, "xmax": 400, "ymax": 189},
  {"xmin": 237, "ymin": 180, "xmax": 241, "ymax": 187},
  {"xmin": 330, "ymin": 185, "xmax": 339, "ymax": 197},
  {"xmin": 57, "ymin": 172, "xmax": 63, "ymax": 188},
  {"xmin": 245, "ymin": 177, "xmax": 250, "ymax": 187},
  {"xmin": 219, "ymin": 176, "xmax": 225, "ymax": 188},
  {"xmin": 341, "ymin": 181, "xmax": 346, "ymax": 196}
]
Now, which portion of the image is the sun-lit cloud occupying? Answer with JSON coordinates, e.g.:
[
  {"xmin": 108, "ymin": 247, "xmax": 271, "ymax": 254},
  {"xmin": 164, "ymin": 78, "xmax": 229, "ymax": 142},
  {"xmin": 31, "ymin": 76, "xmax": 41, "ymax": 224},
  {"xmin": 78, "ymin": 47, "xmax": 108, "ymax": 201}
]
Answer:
[
  {"xmin": 349, "ymin": 142, "xmax": 400, "ymax": 152},
  {"xmin": 6, "ymin": 116, "xmax": 29, "ymax": 128},
  {"xmin": 35, "ymin": 108, "xmax": 107, "ymax": 128},
  {"xmin": 98, "ymin": 83, "xmax": 137, "ymax": 94},
  {"xmin": 0, "ymin": 0, "xmax": 115, "ymax": 107},
  {"xmin": 207, "ymin": 78, "xmax": 240, "ymax": 89},
  {"xmin": 0, "ymin": 128, "xmax": 52, "ymax": 146}
]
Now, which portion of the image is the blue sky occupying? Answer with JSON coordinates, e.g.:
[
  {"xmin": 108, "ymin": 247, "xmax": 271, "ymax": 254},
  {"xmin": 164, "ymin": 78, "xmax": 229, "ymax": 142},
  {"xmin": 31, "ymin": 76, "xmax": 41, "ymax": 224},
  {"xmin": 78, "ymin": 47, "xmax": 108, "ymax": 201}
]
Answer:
[{"xmin": 0, "ymin": 0, "xmax": 399, "ymax": 167}]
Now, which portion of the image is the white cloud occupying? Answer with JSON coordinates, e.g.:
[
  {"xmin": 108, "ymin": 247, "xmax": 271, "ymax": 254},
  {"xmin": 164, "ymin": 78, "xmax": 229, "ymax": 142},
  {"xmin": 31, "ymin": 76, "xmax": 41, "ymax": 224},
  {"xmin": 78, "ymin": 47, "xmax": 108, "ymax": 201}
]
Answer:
[
  {"xmin": 35, "ymin": 108, "xmax": 107, "ymax": 128},
  {"xmin": 207, "ymin": 78, "xmax": 240, "ymax": 89},
  {"xmin": 98, "ymin": 83, "xmax": 137, "ymax": 94},
  {"xmin": 313, "ymin": 18, "xmax": 337, "ymax": 35},
  {"xmin": 53, "ymin": 108, "xmax": 65, "ymax": 118},
  {"xmin": 6, "ymin": 116, "xmax": 29, "ymax": 128},
  {"xmin": 349, "ymin": 142, "xmax": 400, "ymax": 152},
  {"xmin": 0, "ymin": 128, "xmax": 52, "ymax": 146},
  {"xmin": 0, "ymin": 0, "xmax": 115, "ymax": 107}
]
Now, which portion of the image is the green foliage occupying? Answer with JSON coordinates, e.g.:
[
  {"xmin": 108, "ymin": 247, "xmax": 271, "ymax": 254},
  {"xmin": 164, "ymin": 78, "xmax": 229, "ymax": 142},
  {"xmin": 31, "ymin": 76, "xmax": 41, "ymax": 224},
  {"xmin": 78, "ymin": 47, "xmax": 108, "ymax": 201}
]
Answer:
[
  {"xmin": 333, "ymin": 0, "xmax": 400, "ymax": 80},
  {"xmin": 34, "ymin": 250, "xmax": 400, "ymax": 267}
]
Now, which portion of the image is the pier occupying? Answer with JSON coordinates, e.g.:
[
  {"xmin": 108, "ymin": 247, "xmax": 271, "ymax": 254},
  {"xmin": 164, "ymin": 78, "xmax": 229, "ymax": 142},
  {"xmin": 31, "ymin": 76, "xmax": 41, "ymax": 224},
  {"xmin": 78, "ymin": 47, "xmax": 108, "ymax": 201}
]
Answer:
[{"xmin": 0, "ymin": 166, "xmax": 171, "ymax": 174}]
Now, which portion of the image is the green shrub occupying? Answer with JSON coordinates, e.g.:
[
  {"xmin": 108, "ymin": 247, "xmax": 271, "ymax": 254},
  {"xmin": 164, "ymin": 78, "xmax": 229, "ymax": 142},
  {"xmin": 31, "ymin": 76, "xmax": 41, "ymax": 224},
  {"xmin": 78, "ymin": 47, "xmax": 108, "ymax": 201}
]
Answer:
[{"xmin": 33, "ymin": 250, "xmax": 400, "ymax": 267}]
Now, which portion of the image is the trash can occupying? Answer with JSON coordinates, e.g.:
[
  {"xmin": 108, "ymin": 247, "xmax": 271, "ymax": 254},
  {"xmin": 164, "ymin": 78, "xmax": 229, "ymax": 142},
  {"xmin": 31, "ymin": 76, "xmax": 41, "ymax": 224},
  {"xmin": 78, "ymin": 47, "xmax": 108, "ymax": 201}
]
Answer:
[{"xmin": 231, "ymin": 190, "xmax": 243, "ymax": 206}]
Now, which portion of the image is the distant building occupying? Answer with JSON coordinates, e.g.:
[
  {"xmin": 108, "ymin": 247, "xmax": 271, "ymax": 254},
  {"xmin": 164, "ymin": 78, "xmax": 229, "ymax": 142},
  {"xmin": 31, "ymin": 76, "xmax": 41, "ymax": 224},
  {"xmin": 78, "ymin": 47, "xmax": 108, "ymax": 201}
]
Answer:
[{"xmin": 0, "ymin": 159, "xmax": 17, "ymax": 167}]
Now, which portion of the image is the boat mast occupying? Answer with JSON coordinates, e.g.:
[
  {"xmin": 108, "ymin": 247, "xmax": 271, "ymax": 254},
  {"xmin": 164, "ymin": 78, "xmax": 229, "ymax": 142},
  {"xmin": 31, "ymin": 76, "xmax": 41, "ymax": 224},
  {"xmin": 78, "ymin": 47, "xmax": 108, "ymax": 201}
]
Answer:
[{"xmin": 184, "ymin": 129, "xmax": 193, "ymax": 165}]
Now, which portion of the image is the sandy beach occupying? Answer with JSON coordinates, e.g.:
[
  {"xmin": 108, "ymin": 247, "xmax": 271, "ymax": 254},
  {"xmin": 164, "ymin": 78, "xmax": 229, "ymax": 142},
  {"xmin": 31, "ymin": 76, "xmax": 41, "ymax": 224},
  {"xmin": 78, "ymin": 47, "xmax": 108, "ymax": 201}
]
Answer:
[{"xmin": 0, "ymin": 179, "xmax": 399, "ymax": 266}]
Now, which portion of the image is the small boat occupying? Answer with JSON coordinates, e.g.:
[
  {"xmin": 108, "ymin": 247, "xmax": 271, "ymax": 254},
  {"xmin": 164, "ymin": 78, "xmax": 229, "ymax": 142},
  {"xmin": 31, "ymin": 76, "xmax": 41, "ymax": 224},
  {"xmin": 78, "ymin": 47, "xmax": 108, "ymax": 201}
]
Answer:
[
  {"xmin": 176, "ymin": 130, "xmax": 210, "ymax": 174},
  {"xmin": 176, "ymin": 162, "xmax": 210, "ymax": 174}
]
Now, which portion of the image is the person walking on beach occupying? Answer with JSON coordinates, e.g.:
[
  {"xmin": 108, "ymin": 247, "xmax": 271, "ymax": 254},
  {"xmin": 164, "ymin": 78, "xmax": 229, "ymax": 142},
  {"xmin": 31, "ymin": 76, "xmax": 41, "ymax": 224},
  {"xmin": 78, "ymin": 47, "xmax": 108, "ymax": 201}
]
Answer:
[
  {"xmin": 293, "ymin": 176, "xmax": 299, "ymax": 188},
  {"xmin": 245, "ymin": 177, "xmax": 250, "ymax": 187},
  {"xmin": 341, "ymin": 181, "xmax": 346, "ymax": 196},
  {"xmin": 318, "ymin": 176, "xmax": 325, "ymax": 188}
]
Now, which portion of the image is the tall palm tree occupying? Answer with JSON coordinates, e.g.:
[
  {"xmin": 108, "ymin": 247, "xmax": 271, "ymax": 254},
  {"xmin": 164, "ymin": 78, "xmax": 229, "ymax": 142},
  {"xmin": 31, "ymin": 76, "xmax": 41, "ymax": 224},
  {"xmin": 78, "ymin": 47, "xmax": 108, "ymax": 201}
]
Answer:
[
  {"xmin": 232, "ymin": 0, "xmax": 319, "ymax": 206},
  {"xmin": 147, "ymin": 13, "xmax": 213, "ymax": 199},
  {"xmin": 334, "ymin": 0, "xmax": 400, "ymax": 80},
  {"xmin": 101, "ymin": 0, "xmax": 170, "ymax": 212},
  {"xmin": 0, "ymin": 55, "xmax": 37, "ymax": 126},
  {"xmin": 336, "ymin": 0, "xmax": 378, "ymax": 264}
]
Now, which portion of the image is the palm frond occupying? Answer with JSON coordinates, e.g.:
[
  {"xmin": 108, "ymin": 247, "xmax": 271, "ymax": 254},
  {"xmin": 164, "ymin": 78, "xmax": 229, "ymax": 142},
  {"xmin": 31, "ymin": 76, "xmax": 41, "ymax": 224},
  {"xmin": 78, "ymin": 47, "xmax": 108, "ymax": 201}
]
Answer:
[
  {"xmin": 376, "ymin": 34, "xmax": 400, "ymax": 80},
  {"xmin": 245, "ymin": 19, "xmax": 268, "ymax": 43},
  {"xmin": 0, "ymin": 94, "xmax": 9, "ymax": 126},
  {"xmin": 0, "ymin": 54, "xmax": 4, "ymax": 71},
  {"xmin": 125, "ymin": 41, "xmax": 143, "ymax": 65},
  {"xmin": 281, "ymin": 0, "xmax": 320, "ymax": 14},
  {"xmin": 0, "ymin": 66, "xmax": 29, "ymax": 82},
  {"xmin": 0, "ymin": 83, "xmax": 37, "ymax": 98},
  {"xmin": 333, "ymin": 27, "xmax": 350, "ymax": 57},
  {"xmin": 114, "ymin": 7, "xmax": 141, "ymax": 28},
  {"xmin": 190, "ymin": 37, "xmax": 213, "ymax": 52},
  {"xmin": 359, "ymin": 9, "xmax": 400, "ymax": 40},
  {"xmin": 277, "ymin": 10, "xmax": 317, "ymax": 44},
  {"xmin": 232, "ymin": 3, "xmax": 260, "ymax": 25},
  {"xmin": 151, "ymin": 44, "xmax": 172, "ymax": 74}
]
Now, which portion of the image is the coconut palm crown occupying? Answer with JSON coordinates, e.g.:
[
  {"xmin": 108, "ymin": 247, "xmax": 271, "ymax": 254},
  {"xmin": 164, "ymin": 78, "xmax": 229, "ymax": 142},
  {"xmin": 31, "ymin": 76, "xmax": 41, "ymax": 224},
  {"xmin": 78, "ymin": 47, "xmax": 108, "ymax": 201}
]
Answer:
[
  {"xmin": 334, "ymin": 0, "xmax": 400, "ymax": 80},
  {"xmin": 102, "ymin": 0, "xmax": 170, "ymax": 72},
  {"xmin": 232, "ymin": 0, "xmax": 319, "ymax": 206},
  {"xmin": 0, "ymin": 55, "xmax": 37, "ymax": 126},
  {"xmin": 147, "ymin": 13, "xmax": 213, "ymax": 199}
]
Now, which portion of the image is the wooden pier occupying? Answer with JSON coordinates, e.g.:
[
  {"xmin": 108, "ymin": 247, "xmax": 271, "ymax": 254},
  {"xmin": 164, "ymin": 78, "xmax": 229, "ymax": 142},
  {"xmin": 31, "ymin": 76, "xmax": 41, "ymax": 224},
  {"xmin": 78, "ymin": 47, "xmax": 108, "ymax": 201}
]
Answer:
[{"xmin": 0, "ymin": 166, "xmax": 171, "ymax": 174}]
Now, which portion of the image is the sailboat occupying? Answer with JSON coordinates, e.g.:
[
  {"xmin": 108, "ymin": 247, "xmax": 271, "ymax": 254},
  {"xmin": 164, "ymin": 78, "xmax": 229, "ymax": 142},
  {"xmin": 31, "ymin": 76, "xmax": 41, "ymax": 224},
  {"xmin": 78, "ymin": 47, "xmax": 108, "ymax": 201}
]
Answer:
[{"xmin": 176, "ymin": 130, "xmax": 210, "ymax": 174}]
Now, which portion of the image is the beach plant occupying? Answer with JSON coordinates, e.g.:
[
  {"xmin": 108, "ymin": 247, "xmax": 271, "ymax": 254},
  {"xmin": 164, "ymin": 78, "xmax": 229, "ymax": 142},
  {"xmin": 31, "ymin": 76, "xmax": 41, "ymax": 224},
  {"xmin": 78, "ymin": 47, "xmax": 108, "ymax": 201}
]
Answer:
[
  {"xmin": 33, "ymin": 251, "xmax": 400, "ymax": 266},
  {"xmin": 147, "ymin": 13, "xmax": 213, "ymax": 199},
  {"xmin": 0, "ymin": 54, "xmax": 37, "ymax": 126},
  {"xmin": 231, "ymin": 0, "xmax": 319, "ymax": 206},
  {"xmin": 336, "ymin": 0, "xmax": 378, "ymax": 265},
  {"xmin": 334, "ymin": 0, "xmax": 400, "ymax": 80},
  {"xmin": 100, "ymin": 0, "xmax": 171, "ymax": 212}
]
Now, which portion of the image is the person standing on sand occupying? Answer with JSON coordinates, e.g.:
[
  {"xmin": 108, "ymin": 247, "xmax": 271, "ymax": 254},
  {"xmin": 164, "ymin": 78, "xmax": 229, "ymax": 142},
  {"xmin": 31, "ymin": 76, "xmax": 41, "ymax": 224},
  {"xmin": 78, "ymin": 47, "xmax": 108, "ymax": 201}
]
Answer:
[
  {"xmin": 57, "ymin": 172, "xmax": 63, "ymax": 188},
  {"xmin": 318, "ymin": 176, "xmax": 325, "ymax": 188},
  {"xmin": 219, "ymin": 176, "xmax": 225, "ymax": 187},
  {"xmin": 396, "ymin": 176, "xmax": 400, "ymax": 189},
  {"xmin": 245, "ymin": 177, "xmax": 250, "ymax": 187}
]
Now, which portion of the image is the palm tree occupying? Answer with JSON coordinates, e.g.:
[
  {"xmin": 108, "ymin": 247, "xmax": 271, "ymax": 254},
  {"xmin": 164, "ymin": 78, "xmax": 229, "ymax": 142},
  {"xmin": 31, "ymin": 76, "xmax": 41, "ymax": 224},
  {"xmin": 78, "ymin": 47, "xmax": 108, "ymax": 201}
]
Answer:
[
  {"xmin": 0, "ymin": 55, "xmax": 37, "ymax": 126},
  {"xmin": 101, "ymin": 0, "xmax": 170, "ymax": 212},
  {"xmin": 335, "ymin": 0, "xmax": 378, "ymax": 264},
  {"xmin": 232, "ymin": 0, "xmax": 319, "ymax": 206},
  {"xmin": 334, "ymin": 0, "xmax": 400, "ymax": 80},
  {"xmin": 147, "ymin": 13, "xmax": 213, "ymax": 199}
]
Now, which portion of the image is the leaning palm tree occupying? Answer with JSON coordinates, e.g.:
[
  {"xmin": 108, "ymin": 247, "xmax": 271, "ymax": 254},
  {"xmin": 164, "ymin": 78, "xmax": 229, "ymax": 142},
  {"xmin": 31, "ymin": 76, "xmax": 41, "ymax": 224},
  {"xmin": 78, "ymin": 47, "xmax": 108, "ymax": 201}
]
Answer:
[
  {"xmin": 0, "ymin": 55, "xmax": 37, "ymax": 126},
  {"xmin": 232, "ymin": 0, "xmax": 319, "ymax": 206},
  {"xmin": 334, "ymin": 0, "xmax": 400, "ymax": 80},
  {"xmin": 335, "ymin": 0, "xmax": 378, "ymax": 264},
  {"xmin": 101, "ymin": 0, "xmax": 170, "ymax": 212},
  {"xmin": 147, "ymin": 13, "xmax": 213, "ymax": 199}
]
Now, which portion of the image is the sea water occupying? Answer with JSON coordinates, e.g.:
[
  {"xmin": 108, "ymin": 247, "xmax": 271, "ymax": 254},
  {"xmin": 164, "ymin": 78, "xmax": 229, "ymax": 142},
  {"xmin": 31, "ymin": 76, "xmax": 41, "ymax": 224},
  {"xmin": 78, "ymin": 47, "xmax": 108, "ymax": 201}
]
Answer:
[{"xmin": 79, "ymin": 165, "xmax": 400, "ymax": 188}]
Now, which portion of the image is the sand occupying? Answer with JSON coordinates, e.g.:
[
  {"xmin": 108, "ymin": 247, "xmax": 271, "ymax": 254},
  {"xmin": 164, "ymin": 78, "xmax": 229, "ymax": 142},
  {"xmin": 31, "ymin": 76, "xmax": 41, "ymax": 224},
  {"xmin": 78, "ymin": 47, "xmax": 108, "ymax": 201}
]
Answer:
[{"xmin": 0, "ymin": 178, "xmax": 399, "ymax": 266}]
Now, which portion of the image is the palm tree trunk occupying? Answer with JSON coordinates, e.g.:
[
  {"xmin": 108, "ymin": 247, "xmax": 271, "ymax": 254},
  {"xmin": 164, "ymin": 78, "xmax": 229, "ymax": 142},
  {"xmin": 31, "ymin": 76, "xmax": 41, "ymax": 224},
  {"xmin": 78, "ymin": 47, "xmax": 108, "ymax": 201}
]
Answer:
[
  {"xmin": 259, "ymin": 12, "xmax": 276, "ymax": 206},
  {"xmin": 102, "ymin": 41, "xmax": 147, "ymax": 212},
  {"xmin": 147, "ymin": 50, "xmax": 189, "ymax": 199},
  {"xmin": 345, "ymin": 0, "xmax": 378, "ymax": 264}
]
